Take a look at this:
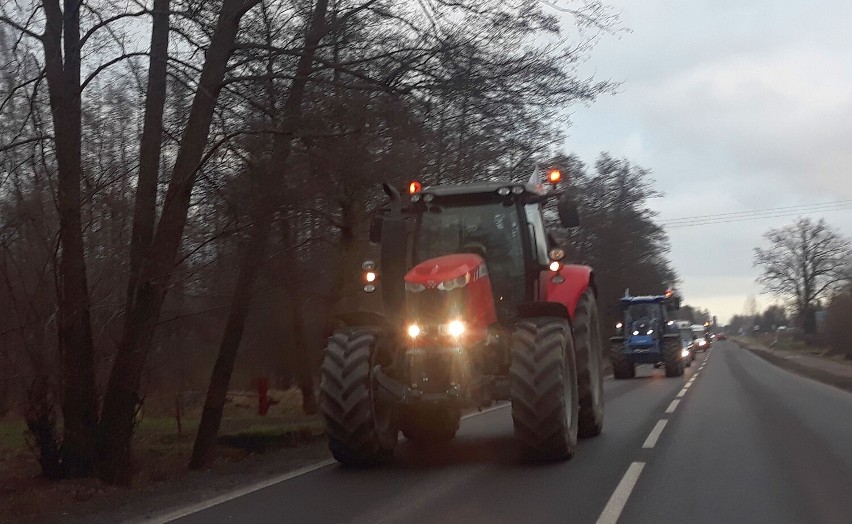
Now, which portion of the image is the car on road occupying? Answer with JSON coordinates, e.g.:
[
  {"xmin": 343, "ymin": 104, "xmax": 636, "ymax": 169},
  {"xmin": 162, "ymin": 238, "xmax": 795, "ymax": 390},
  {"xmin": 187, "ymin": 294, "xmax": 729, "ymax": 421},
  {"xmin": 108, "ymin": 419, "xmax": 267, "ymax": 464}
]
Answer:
[
  {"xmin": 690, "ymin": 324, "xmax": 710, "ymax": 352},
  {"xmin": 716, "ymin": 333, "xmax": 727, "ymax": 341}
]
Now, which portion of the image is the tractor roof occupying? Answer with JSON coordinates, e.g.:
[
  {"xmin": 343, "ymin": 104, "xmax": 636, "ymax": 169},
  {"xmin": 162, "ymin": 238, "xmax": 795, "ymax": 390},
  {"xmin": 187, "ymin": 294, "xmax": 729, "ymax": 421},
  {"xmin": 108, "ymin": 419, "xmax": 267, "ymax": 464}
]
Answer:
[
  {"xmin": 620, "ymin": 295, "xmax": 669, "ymax": 305},
  {"xmin": 419, "ymin": 180, "xmax": 546, "ymax": 198}
]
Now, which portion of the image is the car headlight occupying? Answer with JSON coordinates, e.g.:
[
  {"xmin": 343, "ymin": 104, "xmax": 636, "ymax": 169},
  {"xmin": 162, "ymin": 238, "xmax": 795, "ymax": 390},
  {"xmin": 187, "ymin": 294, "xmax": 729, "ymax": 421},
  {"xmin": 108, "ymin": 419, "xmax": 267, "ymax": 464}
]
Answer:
[
  {"xmin": 616, "ymin": 322, "xmax": 623, "ymax": 329},
  {"xmin": 698, "ymin": 339, "xmax": 706, "ymax": 346},
  {"xmin": 647, "ymin": 329, "xmax": 654, "ymax": 335},
  {"xmin": 681, "ymin": 348, "xmax": 690, "ymax": 357},
  {"xmin": 632, "ymin": 330, "xmax": 639, "ymax": 336},
  {"xmin": 447, "ymin": 320, "xmax": 465, "ymax": 337}
]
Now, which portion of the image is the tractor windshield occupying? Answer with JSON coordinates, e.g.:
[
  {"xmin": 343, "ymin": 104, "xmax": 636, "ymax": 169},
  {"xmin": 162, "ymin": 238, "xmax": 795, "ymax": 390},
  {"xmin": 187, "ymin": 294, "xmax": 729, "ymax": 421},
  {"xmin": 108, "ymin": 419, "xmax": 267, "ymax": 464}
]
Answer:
[
  {"xmin": 624, "ymin": 303, "xmax": 662, "ymax": 331},
  {"xmin": 416, "ymin": 201, "xmax": 525, "ymax": 315}
]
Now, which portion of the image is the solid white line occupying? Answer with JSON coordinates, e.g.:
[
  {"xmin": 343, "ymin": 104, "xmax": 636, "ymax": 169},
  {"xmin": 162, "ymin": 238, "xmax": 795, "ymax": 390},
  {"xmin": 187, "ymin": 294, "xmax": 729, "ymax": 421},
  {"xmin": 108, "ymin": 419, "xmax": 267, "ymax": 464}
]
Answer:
[
  {"xmin": 596, "ymin": 462, "xmax": 646, "ymax": 524},
  {"xmin": 676, "ymin": 388, "xmax": 687, "ymax": 398},
  {"xmin": 150, "ymin": 403, "xmax": 511, "ymax": 522},
  {"xmin": 642, "ymin": 420, "xmax": 668, "ymax": 449},
  {"xmin": 665, "ymin": 399, "xmax": 680, "ymax": 413},
  {"xmin": 462, "ymin": 402, "xmax": 510, "ymax": 420},
  {"xmin": 150, "ymin": 459, "xmax": 337, "ymax": 523}
]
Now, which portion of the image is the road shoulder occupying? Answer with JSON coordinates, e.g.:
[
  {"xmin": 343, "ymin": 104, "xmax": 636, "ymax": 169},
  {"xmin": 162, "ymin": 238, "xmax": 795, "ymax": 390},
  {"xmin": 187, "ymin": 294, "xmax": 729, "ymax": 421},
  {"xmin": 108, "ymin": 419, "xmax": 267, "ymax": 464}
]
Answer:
[{"xmin": 734, "ymin": 338, "xmax": 852, "ymax": 394}]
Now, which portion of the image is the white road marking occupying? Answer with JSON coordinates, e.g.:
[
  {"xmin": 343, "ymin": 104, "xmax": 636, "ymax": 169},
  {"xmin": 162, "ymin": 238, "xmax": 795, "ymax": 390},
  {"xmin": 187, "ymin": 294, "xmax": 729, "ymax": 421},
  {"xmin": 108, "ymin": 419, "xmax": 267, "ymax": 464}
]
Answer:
[
  {"xmin": 596, "ymin": 462, "xmax": 646, "ymax": 524},
  {"xmin": 676, "ymin": 388, "xmax": 687, "ymax": 398},
  {"xmin": 462, "ymin": 402, "xmax": 510, "ymax": 420},
  {"xmin": 665, "ymin": 399, "xmax": 680, "ymax": 413},
  {"xmin": 693, "ymin": 372, "xmax": 700, "ymax": 377},
  {"xmin": 149, "ymin": 459, "xmax": 338, "ymax": 523},
  {"xmin": 642, "ymin": 420, "xmax": 668, "ymax": 449},
  {"xmin": 152, "ymin": 404, "xmax": 512, "ymax": 522},
  {"xmin": 683, "ymin": 383, "xmax": 691, "ymax": 389}
]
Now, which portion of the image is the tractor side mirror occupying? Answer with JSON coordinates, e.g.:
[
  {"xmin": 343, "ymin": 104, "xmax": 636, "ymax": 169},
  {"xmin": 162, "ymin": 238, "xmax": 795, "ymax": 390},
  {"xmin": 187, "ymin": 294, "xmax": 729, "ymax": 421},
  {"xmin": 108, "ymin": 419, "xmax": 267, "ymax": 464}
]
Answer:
[
  {"xmin": 557, "ymin": 197, "xmax": 580, "ymax": 228},
  {"xmin": 369, "ymin": 213, "xmax": 383, "ymax": 243}
]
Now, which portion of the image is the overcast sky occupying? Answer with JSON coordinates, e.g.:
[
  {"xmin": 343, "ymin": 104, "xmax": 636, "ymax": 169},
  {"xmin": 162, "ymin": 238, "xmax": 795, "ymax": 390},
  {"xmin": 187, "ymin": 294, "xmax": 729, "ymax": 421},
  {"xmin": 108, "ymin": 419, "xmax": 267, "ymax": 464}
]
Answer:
[{"xmin": 558, "ymin": 0, "xmax": 852, "ymax": 323}]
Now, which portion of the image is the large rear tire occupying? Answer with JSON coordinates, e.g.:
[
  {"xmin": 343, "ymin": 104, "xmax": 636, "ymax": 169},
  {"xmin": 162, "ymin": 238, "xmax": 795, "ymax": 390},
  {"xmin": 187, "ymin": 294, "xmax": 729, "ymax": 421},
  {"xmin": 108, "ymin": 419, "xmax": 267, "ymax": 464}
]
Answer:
[
  {"xmin": 320, "ymin": 329, "xmax": 398, "ymax": 466},
  {"xmin": 610, "ymin": 343, "xmax": 636, "ymax": 379},
  {"xmin": 573, "ymin": 290, "xmax": 604, "ymax": 438},
  {"xmin": 400, "ymin": 405, "xmax": 460, "ymax": 444},
  {"xmin": 510, "ymin": 317, "xmax": 579, "ymax": 460},
  {"xmin": 662, "ymin": 337, "xmax": 684, "ymax": 377}
]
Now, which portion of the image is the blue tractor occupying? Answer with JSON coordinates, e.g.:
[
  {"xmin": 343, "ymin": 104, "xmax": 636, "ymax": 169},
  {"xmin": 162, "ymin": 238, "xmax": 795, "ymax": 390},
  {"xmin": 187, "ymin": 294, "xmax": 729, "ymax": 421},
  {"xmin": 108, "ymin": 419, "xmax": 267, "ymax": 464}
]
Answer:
[{"xmin": 609, "ymin": 292, "xmax": 685, "ymax": 379}]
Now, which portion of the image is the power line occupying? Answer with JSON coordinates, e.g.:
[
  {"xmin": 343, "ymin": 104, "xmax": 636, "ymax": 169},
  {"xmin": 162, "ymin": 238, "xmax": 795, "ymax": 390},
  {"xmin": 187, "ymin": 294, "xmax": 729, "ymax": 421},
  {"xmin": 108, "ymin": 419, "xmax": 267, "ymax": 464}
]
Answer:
[
  {"xmin": 663, "ymin": 202, "xmax": 852, "ymax": 229},
  {"xmin": 660, "ymin": 199, "xmax": 852, "ymax": 225}
]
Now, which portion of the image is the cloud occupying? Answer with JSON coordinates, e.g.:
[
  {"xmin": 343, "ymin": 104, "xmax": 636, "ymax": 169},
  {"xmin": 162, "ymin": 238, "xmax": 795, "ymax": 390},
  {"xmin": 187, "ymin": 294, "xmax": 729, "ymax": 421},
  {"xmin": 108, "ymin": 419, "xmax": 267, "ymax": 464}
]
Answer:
[{"xmin": 561, "ymin": 0, "xmax": 852, "ymax": 323}]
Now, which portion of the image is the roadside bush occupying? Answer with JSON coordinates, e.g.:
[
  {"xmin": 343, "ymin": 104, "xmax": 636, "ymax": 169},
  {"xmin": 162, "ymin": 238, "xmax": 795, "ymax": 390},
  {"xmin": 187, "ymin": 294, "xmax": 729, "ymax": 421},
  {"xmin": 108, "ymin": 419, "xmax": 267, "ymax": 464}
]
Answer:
[{"xmin": 825, "ymin": 287, "xmax": 852, "ymax": 359}]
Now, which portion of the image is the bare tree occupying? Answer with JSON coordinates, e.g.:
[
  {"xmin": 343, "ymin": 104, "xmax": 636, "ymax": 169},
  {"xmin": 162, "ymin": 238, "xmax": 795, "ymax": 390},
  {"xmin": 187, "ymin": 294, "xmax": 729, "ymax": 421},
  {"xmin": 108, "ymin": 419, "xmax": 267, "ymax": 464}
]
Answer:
[{"xmin": 754, "ymin": 218, "xmax": 851, "ymax": 336}]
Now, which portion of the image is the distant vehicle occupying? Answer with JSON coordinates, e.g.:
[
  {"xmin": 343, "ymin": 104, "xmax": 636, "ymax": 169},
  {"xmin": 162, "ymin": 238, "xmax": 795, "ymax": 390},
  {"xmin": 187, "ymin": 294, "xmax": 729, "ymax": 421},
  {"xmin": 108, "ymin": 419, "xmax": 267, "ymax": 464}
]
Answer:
[
  {"xmin": 674, "ymin": 321, "xmax": 695, "ymax": 366},
  {"xmin": 716, "ymin": 333, "xmax": 727, "ymax": 341},
  {"xmin": 691, "ymin": 324, "xmax": 710, "ymax": 352},
  {"xmin": 609, "ymin": 292, "xmax": 686, "ymax": 379}
]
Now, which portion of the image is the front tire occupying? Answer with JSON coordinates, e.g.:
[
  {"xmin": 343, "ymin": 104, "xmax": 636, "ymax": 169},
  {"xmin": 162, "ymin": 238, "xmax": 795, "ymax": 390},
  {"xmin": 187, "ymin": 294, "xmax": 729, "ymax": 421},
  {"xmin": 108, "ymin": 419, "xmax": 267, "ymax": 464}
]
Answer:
[
  {"xmin": 610, "ymin": 343, "xmax": 636, "ymax": 379},
  {"xmin": 510, "ymin": 317, "xmax": 579, "ymax": 460},
  {"xmin": 662, "ymin": 337, "xmax": 684, "ymax": 377},
  {"xmin": 573, "ymin": 290, "xmax": 604, "ymax": 438},
  {"xmin": 320, "ymin": 329, "xmax": 398, "ymax": 466}
]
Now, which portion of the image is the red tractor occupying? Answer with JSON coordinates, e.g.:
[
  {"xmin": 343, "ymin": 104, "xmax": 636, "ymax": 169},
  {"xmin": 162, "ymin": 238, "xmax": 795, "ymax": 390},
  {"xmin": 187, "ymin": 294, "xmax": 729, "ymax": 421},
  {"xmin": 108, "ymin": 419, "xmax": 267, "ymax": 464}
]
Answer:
[{"xmin": 320, "ymin": 175, "xmax": 605, "ymax": 465}]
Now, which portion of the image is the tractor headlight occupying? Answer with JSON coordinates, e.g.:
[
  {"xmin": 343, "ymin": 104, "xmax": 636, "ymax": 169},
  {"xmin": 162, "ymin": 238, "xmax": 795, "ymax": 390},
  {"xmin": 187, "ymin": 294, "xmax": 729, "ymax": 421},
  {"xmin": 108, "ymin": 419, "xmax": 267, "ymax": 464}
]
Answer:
[
  {"xmin": 447, "ymin": 320, "xmax": 465, "ymax": 337},
  {"xmin": 437, "ymin": 274, "xmax": 469, "ymax": 291},
  {"xmin": 407, "ymin": 324, "xmax": 421, "ymax": 338}
]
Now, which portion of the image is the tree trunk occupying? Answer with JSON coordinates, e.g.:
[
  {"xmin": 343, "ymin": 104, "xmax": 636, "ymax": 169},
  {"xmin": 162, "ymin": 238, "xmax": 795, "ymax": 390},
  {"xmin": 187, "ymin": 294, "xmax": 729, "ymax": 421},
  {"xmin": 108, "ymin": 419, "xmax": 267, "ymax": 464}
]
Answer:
[
  {"xmin": 127, "ymin": 0, "xmax": 170, "ymax": 311},
  {"xmin": 41, "ymin": 0, "xmax": 99, "ymax": 478},
  {"xmin": 97, "ymin": 0, "xmax": 257, "ymax": 484},
  {"xmin": 189, "ymin": 217, "xmax": 272, "ymax": 469},
  {"xmin": 187, "ymin": 0, "xmax": 329, "ymax": 471}
]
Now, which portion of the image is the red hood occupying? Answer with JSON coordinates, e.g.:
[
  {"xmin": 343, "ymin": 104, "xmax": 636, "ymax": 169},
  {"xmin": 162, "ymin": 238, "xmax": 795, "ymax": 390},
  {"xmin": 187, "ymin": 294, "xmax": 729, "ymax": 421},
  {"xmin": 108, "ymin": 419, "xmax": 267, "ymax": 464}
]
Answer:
[{"xmin": 405, "ymin": 253, "xmax": 484, "ymax": 287}]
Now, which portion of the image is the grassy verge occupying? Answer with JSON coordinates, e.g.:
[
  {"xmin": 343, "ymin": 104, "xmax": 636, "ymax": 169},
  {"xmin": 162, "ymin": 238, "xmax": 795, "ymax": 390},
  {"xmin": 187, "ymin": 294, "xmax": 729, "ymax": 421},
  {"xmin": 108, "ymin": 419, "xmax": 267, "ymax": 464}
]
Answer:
[{"xmin": 0, "ymin": 388, "xmax": 326, "ymax": 522}]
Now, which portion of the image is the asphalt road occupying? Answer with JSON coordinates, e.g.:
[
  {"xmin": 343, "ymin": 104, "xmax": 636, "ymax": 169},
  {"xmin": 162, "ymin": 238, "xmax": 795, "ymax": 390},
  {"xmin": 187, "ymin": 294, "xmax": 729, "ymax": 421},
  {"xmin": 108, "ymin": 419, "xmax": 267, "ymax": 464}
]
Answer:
[{"xmin": 164, "ymin": 341, "xmax": 852, "ymax": 524}]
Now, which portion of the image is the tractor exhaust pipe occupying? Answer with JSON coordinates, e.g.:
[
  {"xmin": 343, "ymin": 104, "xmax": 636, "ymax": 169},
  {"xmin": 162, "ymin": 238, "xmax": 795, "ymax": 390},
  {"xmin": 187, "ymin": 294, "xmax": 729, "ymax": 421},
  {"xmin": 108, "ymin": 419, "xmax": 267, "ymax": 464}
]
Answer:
[{"xmin": 380, "ymin": 182, "xmax": 406, "ymax": 323}]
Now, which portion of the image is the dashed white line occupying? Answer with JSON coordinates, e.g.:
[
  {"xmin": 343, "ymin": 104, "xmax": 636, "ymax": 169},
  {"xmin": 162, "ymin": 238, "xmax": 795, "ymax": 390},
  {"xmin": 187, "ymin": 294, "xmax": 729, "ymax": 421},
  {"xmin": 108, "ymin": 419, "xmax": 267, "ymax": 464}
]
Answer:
[
  {"xmin": 596, "ymin": 462, "xmax": 646, "ymax": 524},
  {"xmin": 693, "ymin": 372, "xmax": 700, "ymax": 377},
  {"xmin": 676, "ymin": 388, "xmax": 687, "ymax": 398},
  {"xmin": 665, "ymin": 399, "xmax": 680, "ymax": 413},
  {"xmin": 642, "ymin": 420, "xmax": 668, "ymax": 449}
]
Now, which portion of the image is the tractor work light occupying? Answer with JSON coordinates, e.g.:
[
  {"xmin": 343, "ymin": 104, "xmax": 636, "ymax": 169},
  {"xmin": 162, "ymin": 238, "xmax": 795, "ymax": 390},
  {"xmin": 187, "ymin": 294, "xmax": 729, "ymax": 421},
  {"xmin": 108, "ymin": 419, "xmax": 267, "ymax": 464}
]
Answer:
[
  {"xmin": 447, "ymin": 320, "xmax": 465, "ymax": 337},
  {"xmin": 409, "ymin": 181, "xmax": 422, "ymax": 194},
  {"xmin": 407, "ymin": 324, "xmax": 421, "ymax": 338}
]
